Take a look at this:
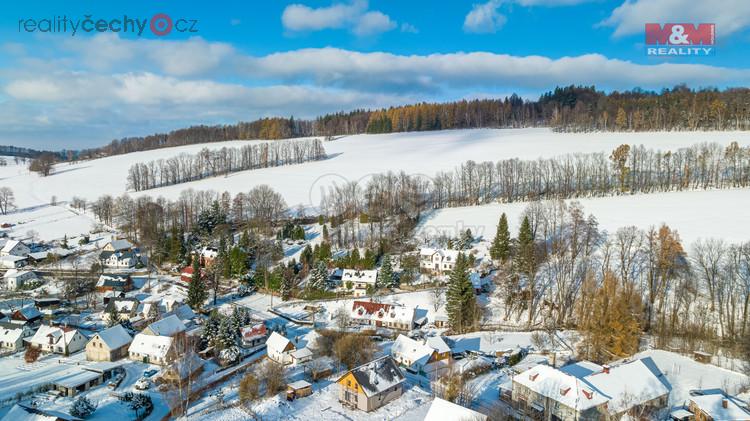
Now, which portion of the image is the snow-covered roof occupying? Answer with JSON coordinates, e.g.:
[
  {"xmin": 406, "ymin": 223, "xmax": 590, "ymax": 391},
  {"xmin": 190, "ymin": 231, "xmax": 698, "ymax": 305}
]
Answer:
[
  {"xmin": 3, "ymin": 403, "xmax": 82, "ymax": 421},
  {"xmin": 3, "ymin": 269, "xmax": 34, "ymax": 279},
  {"xmin": 350, "ymin": 300, "xmax": 416, "ymax": 326},
  {"xmin": 96, "ymin": 274, "xmax": 131, "ymax": 287},
  {"xmin": 94, "ymin": 324, "xmax": 132, "ymax": 349},
  {"xmin": 146, "ymin": 314, "xmax": 186, "ymax": 337},
  {"xmin": 54, "ymin": 369, "xmax": 101, "ymax": 389},
  {"xmin": 689, "ymin": 394, "xmax": 750, "ymax": 421},
  {"xmin": 288, "ymin": 380, "xmax": 312, "ymax": 390},
  {"xmin": 342, "ymin": 356, "xmax": 405, "ymax": 398},
  {"xmin": 2, "ymin": 240, "xmax": 26, "ymax": 253},
  {"xmin": 341, "ymin": 269, "xmax": 377, "ymax": 284},
  {"xmin": 129, "ymin": 333, "xmax": 173, "ymax": 358},
  {"xmin": 28, "ymin": 325, "xmax": 81, "ymax": 347},
  {"xmin": 391, "ymin": 334, "xmax": 435, "ymax": 367},
  {"xmin": 0, "ymin": 326, "xmax": 28, "ymax": 343},
  {"xmin": 424, "ymin": 398, "xmax": 487, "ymax": 421},
  {"xmin": 241, "ymin": 324, "xmax": 267, "ymax": 341},
  {"xmin": 107, "ymin": 239, "xmax": 133, "ymax": 251},
  {"xmin": 291, "ymin": 347, "xmax": 313, "ymax": 360},
  {"xmin": 514, "ymin": 357, "xmax": 671, "ymax": 414},
  {"xmin": 164, "ymin": 304, "xmax": 196, "ymax": 322},
  {"xmin": 266, "ymin": 331, "xmax": 293, "ymax": 353},
  {"xmin": 13, "ymin": 306, "xmax": 42, "ymax": 321},
  {"xmin": 0, "ymin": 255, "xmax": 27, "ymax": 262},
  {"xmin": 425, "ymin": 336, "xmax": 451, "ymax": 354},
  {"xmin": 419, "ymin": 248, "xmax": 459, "ymax": 261}
]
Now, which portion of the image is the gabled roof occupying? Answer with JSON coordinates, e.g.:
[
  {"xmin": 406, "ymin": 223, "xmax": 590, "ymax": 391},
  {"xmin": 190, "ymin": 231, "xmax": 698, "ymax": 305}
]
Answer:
[
  {"xmin": 4, "ymin": 269, "xmax": 34, "ymax": 279},
  {"xmin": 291, "ymin": 347, "xmax": 313, "ymax": 360},
  {"xmin": 105, "ymin": 297, "xmax": 138, "ymax": 313},
  {"xmin": 13, "ymin": 306, "xmax": 42, "ymax": 321},
  {"xmin": 94, "ymin": 324, "xmax": 132, "ymax": 349},
  {"xmin": 241, "ymin": 324, "xmax": 267, "ymax": 341},
  {"xmin": 163, "ymin": 304, "xmax": 196, "ymax": 322},
  {"xmin": 146, "ymin": 315, "xmax": 185, "ymax": 337},
  {"xmin": 266, "ymin": 331, "xmax": 293, "ymax": 352},
  {"xmin": 425, "ymin": 336, "xmax": 451, "ymax": 354},
  {"xmin": 2, "ymin": 240, "xmax": 27, "ymax": 253},
  {"xmin": 690, "ymin": 392, "xmax": 750, "ymax": 421},
  {"xmin": 28, "ymin": 325, "xmax": 82, "ymax": 347},
  {"xmin": 424, "ymin": 398, "xmax": 487, "ymax": 421},
  {"xmin": 342, "ymin": 356, "xmax": 405, "ymax": 397},
  {"xmin": 391, "ymin": 334, "xmax": 435, "ymax": 367},
  {"xmin": 96, "ymin": 274, "xmax": 132, "ymax": 287},
  {"xmin": 0, "ymin": 326, "xmax": 29, "ymax": 343},
  {"xmin": 419, "ymin": 248, "xmax": 459, "ymax": 261},
  {"xmin": 514, "ymin": 357, "xmax": 671, "ymax": 414},
  {"xmin": 4, "ymin": 403, "xmax": 82, "ymax": 421},
  {"xmin": 107, "ymin": 239, "xmax": 134, "ymax": 251},
  {"xmin": 350, "ymin": 300, "xmax": 415, "ymax": 325},
  {"xmin": 129, "ymin": 333, "xmax": 173, "ymax": 358}
]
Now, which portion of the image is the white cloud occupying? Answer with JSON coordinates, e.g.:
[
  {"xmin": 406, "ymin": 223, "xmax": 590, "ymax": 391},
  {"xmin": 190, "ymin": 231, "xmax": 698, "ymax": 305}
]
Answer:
[
  {"xmin": 400, "ymin": 23, "xmax": 419, "ymax": 33},
  {"xmin": 517, "ymin": 0, "xmax": 593, "ymax": 5},
  {"xmin": 464, "ymin": 0, "xmax": 507, "ymax": 34},
  {"xmin": 601, "ymin": 0, "xmax": 750, "ymax": 37},
  {"xmin": 281, "ymin": 0, "xmax": 396, "ymax": 36}
]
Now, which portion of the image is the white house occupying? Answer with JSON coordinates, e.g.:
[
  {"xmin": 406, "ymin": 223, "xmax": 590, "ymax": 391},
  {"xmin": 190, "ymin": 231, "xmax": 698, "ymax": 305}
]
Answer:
[
  {"xmin": 419, "ymin": 248, "xmax": 459, "ymax": 275},
  {"xmin": 128, "ymin": 333, "xmax": 175, "ymax": 365},
  {"xmin": 391, "ymin": 334, "xmax": 437, "ymax": 371},
  {"xmin": 0, "ymin": 255, "xmax": 27, "ymax": 269},
  {"xmin": 291, "ymin": 347, "xmax": 313, "ymax": 364},
  {"xmin": 350, "ymin": 300, "xmax": 416, "ymax": 331},
  {"xmin": 0, "ymin": 240, "xmax": 30, "ymax": 257},
  {"xmin": 26, "ymin": 325, "xmax": 88, "ymax": 355},
  {"xmin": 4, "ymin": 270, "xmax": 37, "ymax": 291},
  {"xmin": 99, "ymin": 250, "xmax": 140, "ymax": 268},
  {"xmin": 143, "ymin": 314, "xmax": 186, "ymax": 338},
  {"xmin": 0, "ymin": 326, "xmax": 33, "ymax": 352},
  {"xmin": 266, "ymin": 331, "xmax": 296, "ymax": 364},
  {"xmin": 341, "ymin": 269, "xmax": 378, "ymax": 297}
]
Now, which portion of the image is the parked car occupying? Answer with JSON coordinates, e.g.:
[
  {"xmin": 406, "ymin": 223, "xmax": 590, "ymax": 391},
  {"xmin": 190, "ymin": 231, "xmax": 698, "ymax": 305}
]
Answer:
[
  {"xmin": 143, "ymin": 369, "xmax": 158, "ymax": 378},
  {"xmin": 135, "ymin": 378, "xmax": 150, "ymax": 390}
]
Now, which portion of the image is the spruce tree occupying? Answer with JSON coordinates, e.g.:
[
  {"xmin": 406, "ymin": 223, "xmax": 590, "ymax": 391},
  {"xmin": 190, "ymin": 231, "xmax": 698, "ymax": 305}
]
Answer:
[
  {"xmin": 516, "ymin": 216, "xmax": 537, "ymax": 326},
  {"xmin": 445, "ymin": 253, "xmax": 476, "ymax": 333},
  {"xmin": 187, "ymin": 257, "xmax": 208, "ymax": 311},
  {"xmin": 308, "ymin": 261, "xmax": 328, "ymax": 291},
  {"xmin": 106, "ymin": 304, "xmax": 120, "ymax": 328},
  {"xmin": 378, "ymin": 254, "xmax": 394, "ymax": 289},
  {"xmin": 490, "ymin": 213, "xmax": 511, "ymax": 262}
]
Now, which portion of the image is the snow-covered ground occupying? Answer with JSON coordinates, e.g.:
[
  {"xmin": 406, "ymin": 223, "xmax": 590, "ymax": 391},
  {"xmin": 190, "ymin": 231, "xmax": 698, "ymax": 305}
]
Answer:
[
  {"xmin": 417, "ymin": 188, "xmax": 750, "ymax": 246},
  {"xmin": 1, "ymin": 129, "xmax": 747, "ymax": 241}
]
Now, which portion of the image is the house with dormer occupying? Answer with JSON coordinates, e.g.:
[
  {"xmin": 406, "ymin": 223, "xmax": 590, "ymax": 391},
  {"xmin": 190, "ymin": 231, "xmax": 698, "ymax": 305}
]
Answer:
[
  {"xmin": 350, "ymin": 300, "xmax": 416, "ymax": 331},
  {"xmin": 419, "ymin": 248, "xmax": 459, "ymax": 275}
]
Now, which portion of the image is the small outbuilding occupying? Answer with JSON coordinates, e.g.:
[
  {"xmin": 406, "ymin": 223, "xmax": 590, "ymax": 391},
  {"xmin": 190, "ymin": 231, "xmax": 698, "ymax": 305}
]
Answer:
[{"xmin": 286, "ymin": 380, "xmax": 313, "ymax": 401}]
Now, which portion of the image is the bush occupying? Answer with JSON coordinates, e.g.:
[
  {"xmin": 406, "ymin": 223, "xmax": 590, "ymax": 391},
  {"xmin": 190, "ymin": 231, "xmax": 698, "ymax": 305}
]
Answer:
[
  {"xmin": 70, "ymin": 396, "xmax": 97, "ymax": 418},
  {"xmin": 333, "ymin": 333, "xmax": 376, "ymax": 370},
  {"xmin": 24, "ymin": 346, "xmax": 40, "ymax": 363},
  {"xmin": 258, "ymin": 361, "xmax": 285, "ymax": 397},
  {"xmin": 239, "ymin": 373, "xmax": 260, "ymax": 404}
]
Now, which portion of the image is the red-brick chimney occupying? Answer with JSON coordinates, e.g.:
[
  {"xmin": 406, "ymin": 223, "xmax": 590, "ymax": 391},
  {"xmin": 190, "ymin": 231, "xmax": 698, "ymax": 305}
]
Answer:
[{"xmin": 602, "ymin": 364, "xmax": 610, "ymax": 374}]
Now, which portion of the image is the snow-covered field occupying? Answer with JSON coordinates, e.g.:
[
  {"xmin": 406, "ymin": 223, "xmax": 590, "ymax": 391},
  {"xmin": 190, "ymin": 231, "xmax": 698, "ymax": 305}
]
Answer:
[
  {"xmin": 417, "ymin": 188, "xmax": 750, "ymax": 246},
  {"xmin": 0, "ymin": 129, "xmax": 748, "ymax": 242}
]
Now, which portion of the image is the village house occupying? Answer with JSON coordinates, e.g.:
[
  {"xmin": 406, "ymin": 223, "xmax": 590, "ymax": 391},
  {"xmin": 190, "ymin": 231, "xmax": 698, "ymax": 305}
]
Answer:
[
  {"xmin": 26, "ymin": 325, "xmax": 88, "ymax": 355},
  {"xmin": 95, "ymin": 274, "xmax": 133, "ymax": 293},
  {"xmin": 52, "ymin": 363, "xmax": 122, "ymax": 397},
  {"xmin": 199, "ymin": 246, "xmax": 219, "ymax": 266},
  {"xmin": 341, "ymin": 269, "xmax": 377, "ymax": 297},
  {"xmin": 266, "ymin": 331, "xmax": 296, "ymax": 364},
  {"xmin": 424, "ymin": 397, "xmax": 488, "ymax": 421},
  {"xmin": 0, "ymin": 326, "xmax": 33, "ymax": 352},
  {"xmin": 136, "ymin": 297, "xmax": 183, "ymax": 322},
  {"xmin": 1, "ymin": 239, "xmax": 30, "ymax": 257},
  {"xmin": 99, "ymin": 249, "xmax": 140, "ymax": 268},
  {"xmin": 180, "ymin": 265, "xmax": 205, "ymax": 284},
  {"xmin": 0, "ymin": 255, "xmax": 28, "ymax": 269},
  {"xmin": 4, "ymin": 269, "xmax": 37, "ymax": 291},
  {"xmin": 241, "ymin": 323, "xmax": 268, "ymax": 348},
  {"xmin": 350, "ymin": 300, "xmax": 416, "ymax": 331},
  {"xmin": 419, "ymin": 248, "xmax": 459, "ymax": 275},
  {"xmin": 142, "ymin": 314, "xmax": 186, "ymax": 339},
  {"xmin": 85, "ymin": 324, "xmax": 132, "ymax": 362},
  {"xmin": 337, "ymin": 356, "xmax": 405, "ymax": 412},
  {"xmin": 291, "ymin": 347, "xmax": 313, "ymax": 364},
  {"xmin": 511, "ymin": 358, "xmax": 671, "ymax": 421},
  {"xmin": 104, "ymin": 297, "xmax": 139, "ymax": 322},
  {"xmin": 5, "ymin": 402, "xmax": 84, "ymax": 421},
  {"xmin": 128, "ymin": 333, "xmax": 175, "ymax": 365},
  {"xmin": 159, "ymin": 353, "xmax": 205, "ymax": 385},
  {"xmin": 391, "ymin": 334, "xmax": 452, "ymax": 376},
  {"xmin": 688, "ymin": 391, "xmax": 750, "ymax": 421},
  {"xmin": 8, "ymin": 306, "xmax": 43, "ymax": 327}
]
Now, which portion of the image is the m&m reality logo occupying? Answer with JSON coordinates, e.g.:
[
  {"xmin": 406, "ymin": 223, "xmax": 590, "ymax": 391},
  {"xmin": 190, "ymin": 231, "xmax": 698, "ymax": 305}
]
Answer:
[{"xmin": 645, "ymin": 23, "xmax": 715, "ymax": 56}]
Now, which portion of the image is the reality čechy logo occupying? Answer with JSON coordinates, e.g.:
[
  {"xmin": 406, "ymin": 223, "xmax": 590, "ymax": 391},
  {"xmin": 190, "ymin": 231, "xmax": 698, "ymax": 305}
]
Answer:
[
  {"xmin": 18, "ymin": 13, "xmax": 198, "ymax": 36},
  {"xmin": 645, "ymin": 23, "xmax": 715, "ymax": 56}
]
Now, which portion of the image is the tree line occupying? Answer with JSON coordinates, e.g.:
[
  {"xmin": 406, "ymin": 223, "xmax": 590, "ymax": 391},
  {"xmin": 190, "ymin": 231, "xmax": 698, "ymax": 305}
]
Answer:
[
  {"xmin": 47, "ymin": 85, "xmax": 750, "ymax": 162},
  {"xmin": 126, "ymin": 138, "xmax": 326, "ymax": 191}
]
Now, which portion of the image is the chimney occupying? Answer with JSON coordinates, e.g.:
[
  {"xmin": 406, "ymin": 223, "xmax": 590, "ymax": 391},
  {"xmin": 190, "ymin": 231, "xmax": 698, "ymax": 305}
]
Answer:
[
  {"xmin": 722, "ymin": 399, "xmax": 729, "ymax": 409},
  {"xmin": 602, "ymin": 364, "xmax": 610, "ymax": 374}
]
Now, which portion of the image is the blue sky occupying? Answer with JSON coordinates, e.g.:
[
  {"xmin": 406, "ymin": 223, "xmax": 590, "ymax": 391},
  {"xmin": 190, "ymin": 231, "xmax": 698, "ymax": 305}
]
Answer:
[{"xmin": 2, "ymin": 0, "xmax": 750, "ymax": 149}]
